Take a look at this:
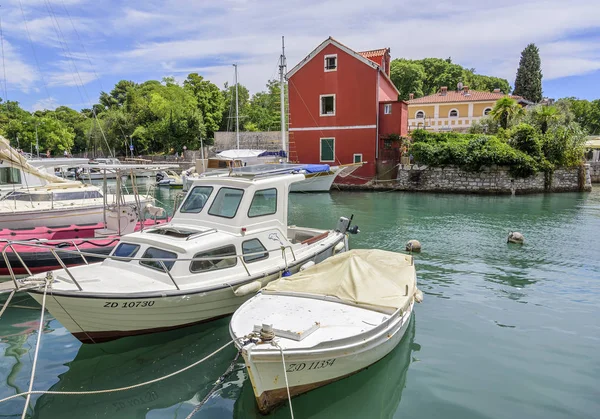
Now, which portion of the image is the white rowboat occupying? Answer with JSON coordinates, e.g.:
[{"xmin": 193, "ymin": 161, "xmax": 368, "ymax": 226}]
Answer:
[{"xmin": 230, "ymin": 249, "xmax": 422, "ymax": 413}]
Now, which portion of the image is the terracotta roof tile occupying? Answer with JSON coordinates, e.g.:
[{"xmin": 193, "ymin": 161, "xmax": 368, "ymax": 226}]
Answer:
[
  {"xmin": 358, "ymin": 48, "xmax": 389, "ymax": 58},
  {"xmin": 407, "ymin": 90, "xmax": 522, "ymax": 104}
]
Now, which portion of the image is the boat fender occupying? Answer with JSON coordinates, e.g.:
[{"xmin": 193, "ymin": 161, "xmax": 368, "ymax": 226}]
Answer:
[
  {"xmin": 234, "ymin": 281, "xmax": 262, "ymax": 297},
  {"xmin": 333, "ymin": 241, "xmax": 345, "ymax": 254},
  {"xmin": 414, "ymin": 288, "xmax": 424, "ymax": 303},
  {"xmin": 282, "ymin": 269, "xmax": 292, "ymax": 277},
  {"xmin": 300, "ymin": 261, "xmax": 315, "ymax": 271},
  {"xmin": 406, "ymin": 240, "xmax": 421, "ymax": 252}
]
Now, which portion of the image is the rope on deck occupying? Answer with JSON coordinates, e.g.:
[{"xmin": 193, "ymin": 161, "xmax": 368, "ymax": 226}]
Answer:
[{"xmin": 274, "ymin": 341, "xmax": 295, "ymax": 419}]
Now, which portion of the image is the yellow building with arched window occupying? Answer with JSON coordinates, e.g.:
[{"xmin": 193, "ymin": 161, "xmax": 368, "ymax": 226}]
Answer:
[{"xmin": 407, "ymin": 86, "xmax": 527, "ymax": 132}]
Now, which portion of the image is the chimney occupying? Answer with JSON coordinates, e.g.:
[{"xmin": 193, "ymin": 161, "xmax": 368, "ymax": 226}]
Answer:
[
  {"xmin": 440, "ymin": 86, "xmax": 448, "ymax": 96},
  {"xmin": 493, "ymin": 88, "xmax": 501, "ymax": 93},
  {"xmin": 463, "ymin": 86, "xmax": 470, "ymax": 95},
  {"xmin": 409, "ymin": 93, "xmax": 414, "ymax": 100}
]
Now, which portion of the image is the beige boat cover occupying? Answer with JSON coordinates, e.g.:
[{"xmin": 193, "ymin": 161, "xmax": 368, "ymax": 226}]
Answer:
[
  {"xmin": 264, "ymin": 249, "xmax": 417, "ymax": 314},
  {"xmin": 0, "ymin": 135, "xmax": 71, "ymax": 185}
]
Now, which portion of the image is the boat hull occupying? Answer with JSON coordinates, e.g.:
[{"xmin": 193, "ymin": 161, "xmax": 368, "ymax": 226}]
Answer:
[
  {"xmin": 243, "ymin": 301, "xmax": 413, "ymax": 414},
  {"xmin": 290, "ymin": 172, "xmax": 337, "ymax": 192},
  {"xmin": 28, "ymin": 236, "xmax": 344, "ymax": 343}
]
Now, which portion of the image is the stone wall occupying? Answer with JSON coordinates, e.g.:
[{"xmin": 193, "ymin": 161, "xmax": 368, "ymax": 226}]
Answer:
[
  {"xmin": 214, "ymin": 131, "xmax": 287, "ymax": 151},
  {"xmin": 589, "ymin": 161, "xmax": 600, "ymax": 183},
  {"xmin": 394, "ymin": 164, "xmax": 592, "ymax": 194}
]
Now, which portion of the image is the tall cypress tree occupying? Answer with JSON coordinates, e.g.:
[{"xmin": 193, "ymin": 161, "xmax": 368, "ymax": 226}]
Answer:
[{"xmin": 513, "ymin": 44, "xmax": 543, "ymax": 103}]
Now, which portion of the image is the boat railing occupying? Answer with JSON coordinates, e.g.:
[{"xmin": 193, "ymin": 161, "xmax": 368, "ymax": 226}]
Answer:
[{"xmin": 1, "ymin": 239, "xmax": 300, "ymax": 292}]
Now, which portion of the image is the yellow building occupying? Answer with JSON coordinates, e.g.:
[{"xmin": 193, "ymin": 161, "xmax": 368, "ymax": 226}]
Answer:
[{"xmin": 407, "ymin": 86, "xmax": 525, "ymax": 132}]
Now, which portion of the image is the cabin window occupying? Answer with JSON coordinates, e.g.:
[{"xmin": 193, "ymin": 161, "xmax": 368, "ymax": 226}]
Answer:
[
  {"xmin": 248, "ymin": 188, "xmax": 277, "ymax": 218},
  {"xmin": 190, "ymin": 245, "xmax": 237, "ymax": 273},
  {"xmin": 320, "ymin": 138, "xmax": 335, "ymax": 162},
  {"xmin": 140, "ymin": 247, "xmax": 177, "ymax": 271},
  {"xmin": 449, "ymin": 109, "xmax": 459, "ymax": 117},
  {"xmin": 384, "ymin": 104, "xmax": 392, "ymax": 114},
  {"xmin": 415, "ymin": 111, "xmax": 425, "ymax": 119},
  {"xmin": 353, "ymin": 154, "xmax": 363, "ymax": 163},
  {"xmin": 180, "ymin": 186, "xmax": 214, "ymax": 213},
  {"xmin": 324, "ymin": 54, "xmax": 337, "ymax": 71},
  {"xmin": 208, "ymin": 187, "xmax": 244, "ymax": 219},
  {"xmin": 242, "ymin": 239, "xmax": 268, "ymax": 263},
  {"xmin": 483, "ymin": 107, "xmax": 492, "ymax": 116},
  {"xmin": 112, "ymin": 243, "xmax": 140, "ymax": 259},
  {"xmin": 0, "ymin": 167, "xmax": 21, "ymax": 185},
  {"xmin": 320, "ymin": 94, "xmax": 335, "ymax": 116}
]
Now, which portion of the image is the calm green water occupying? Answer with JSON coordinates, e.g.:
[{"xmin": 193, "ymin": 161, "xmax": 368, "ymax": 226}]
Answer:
[{"xmin": 1, "ymin": 186, "xmax": 599, "ymax": 418}]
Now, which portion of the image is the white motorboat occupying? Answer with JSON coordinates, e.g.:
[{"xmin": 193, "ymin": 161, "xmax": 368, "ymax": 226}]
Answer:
[
  {"xmin": 185, "ymin": 163, "xmax": 363, "ymax": 192},
  {"xmin": 26, "ymin": 172, "xmax": 359, "ymax": 343},
  {"xmin": 229, "ymin": 249, "xmax": 423, "ymax": 413},
  {"xmin": 156, "ymin": 170, "xmax": 183, "ymax": 188}
]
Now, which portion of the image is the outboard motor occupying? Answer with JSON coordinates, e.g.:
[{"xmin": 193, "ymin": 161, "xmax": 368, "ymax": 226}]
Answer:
[
  {"xmin": 336, "ymin": 215, "xmax": 359, "ymax": 235},
  {"xmin": 155, "ymin": 172, "xmax": 165, "ymax": 182}
]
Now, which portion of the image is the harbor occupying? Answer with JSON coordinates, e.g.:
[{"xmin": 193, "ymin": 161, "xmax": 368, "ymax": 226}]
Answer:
[
  {"xmin": 1, "ymin": 186, "xmax": 599, "ymax": 418},
  {"xmin": 1, "ymin": 1, "xmax": 599, "ymax": 417}
]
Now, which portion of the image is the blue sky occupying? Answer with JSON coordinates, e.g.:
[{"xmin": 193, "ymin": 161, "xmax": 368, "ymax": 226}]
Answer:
[{"xmin": 1, "ymin": 0, "xmax": 599, "ymax": 112}]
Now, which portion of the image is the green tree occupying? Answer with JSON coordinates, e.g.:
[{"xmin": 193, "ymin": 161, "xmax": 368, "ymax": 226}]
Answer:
[
  {"xmin": 183, "ymin": 73, "xmax": 225, "ymax": 140},
  {"xmin": 513, "ymin": 44, "xmax": 543, "ymax": 103},
  {"xmin": 529, "ymin": 105, "xmax": 559, "ymax": 134},
  {"xmin": 390, "ymin": 59, "xmax": 425, "ymax": 100},
  {"xmin": 220, "ymin": 82, "xmax": 250, "ymax": 131},
  {"xmin": 490, "ymin": 97, "xmax": 524, "ymax": 129},
  {"xmin": 508, "ymin": 123, "xmax": 542, "ymax": 158},
  {"xmin": 99, "ymin": 80, "xmax": 137, "ymax": 109}
]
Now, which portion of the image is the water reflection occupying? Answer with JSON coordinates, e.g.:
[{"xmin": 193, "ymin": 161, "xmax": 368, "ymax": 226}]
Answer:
[
  {"xmin": 32, "ymin": 318, "xmax": 236, "ymax": 419},
  {"xmin": 233, "ymin": 316, "xmax": 418, "ymax": 419}
]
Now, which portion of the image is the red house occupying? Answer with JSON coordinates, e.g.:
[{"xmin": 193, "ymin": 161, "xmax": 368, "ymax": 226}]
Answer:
[{"xmin": 287, "ymin": 37, "xmax": 408, "ymax": 184}]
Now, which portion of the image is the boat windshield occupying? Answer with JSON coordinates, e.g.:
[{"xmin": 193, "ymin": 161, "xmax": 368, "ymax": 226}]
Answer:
[
  {"xmin": 180, "ymin": 186, "xmax": 214, "ymax": 213},
  {"xmin": 1, "ymin": 190, "xmax": 103, "ymax": 201},
  {"xmin": 208, "ymin": 187, "xmax": 244, "ymax": 219}
]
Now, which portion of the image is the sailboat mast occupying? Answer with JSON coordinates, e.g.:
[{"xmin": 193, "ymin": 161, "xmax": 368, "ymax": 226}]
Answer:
[
  {"xmin": 279, "ymin": 36, "xmax": 287, "ymax": 162},
  {"xmin": 233, "ymin": 63, "xmax": 240, "ymax": 150}
]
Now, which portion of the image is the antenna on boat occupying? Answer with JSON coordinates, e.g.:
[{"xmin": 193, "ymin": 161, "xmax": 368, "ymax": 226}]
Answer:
[
  {"xmin": 233, "ymin": 64, "xmax": 240, "ymax": 150},
  {"xmin": 279, "ymin": 36, "xmax": 287, "ymax": 162}
]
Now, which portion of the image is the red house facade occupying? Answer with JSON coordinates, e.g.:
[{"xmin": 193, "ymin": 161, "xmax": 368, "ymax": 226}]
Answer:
[{"xmin": 287, "ymin": 37, "xmax": 408, "ymax": 184}]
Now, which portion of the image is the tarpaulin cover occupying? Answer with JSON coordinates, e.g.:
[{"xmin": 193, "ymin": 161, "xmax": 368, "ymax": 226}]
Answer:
[
  {"xmin": 264, "ymin": 249, "xmax": 417, "ymax": 314},
  {"xmin": 301, "ymin": 164, "xmax": 331, "ymax": 173}
]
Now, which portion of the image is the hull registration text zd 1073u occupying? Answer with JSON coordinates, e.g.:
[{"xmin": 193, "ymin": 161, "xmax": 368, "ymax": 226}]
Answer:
[{"xmin": 104, "ymin": 301, "xmax": 155, "ymax": 308}]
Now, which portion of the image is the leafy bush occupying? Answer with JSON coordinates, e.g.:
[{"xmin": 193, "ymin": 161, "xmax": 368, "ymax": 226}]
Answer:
[
  {"xmin": 411, "ymin": 133, "xmax": 538, "ymax": 177},
  {"xmin": 508, "ymin": 123, "xmax": 542, "ymax": 159}
]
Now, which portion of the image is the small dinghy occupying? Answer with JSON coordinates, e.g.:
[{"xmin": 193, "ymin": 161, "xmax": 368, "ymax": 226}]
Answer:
[{"xmin": 230, "ymin": 248, "xmax": 423, "ymax": 413}]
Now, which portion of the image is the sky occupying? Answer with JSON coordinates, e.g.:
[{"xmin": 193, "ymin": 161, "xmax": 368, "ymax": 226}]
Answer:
[{"xmin": 0, "ymin": 0, "xmax": 599, "ymax": 112}]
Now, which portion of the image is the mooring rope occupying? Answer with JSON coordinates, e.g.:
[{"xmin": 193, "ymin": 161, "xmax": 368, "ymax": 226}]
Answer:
[
  {"xmin": 273, "ymin": 341, "xmax": 295, "ymax": 419},
  {"xmin": 185, "ymin": 351, "xmax": 242, "ymax": 419},
  {"xmin": 0, "ymin": 338, "xmax": 239, "ymax": 406},
  {"xmin": 21, "ymin": 279, "xmax": 49, "ymax": 419}
]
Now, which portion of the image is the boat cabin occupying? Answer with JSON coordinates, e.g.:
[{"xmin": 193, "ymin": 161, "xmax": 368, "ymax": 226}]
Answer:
[{"xmin": 103, "ymin": 173, "xmax": 332, "ymax": 289}]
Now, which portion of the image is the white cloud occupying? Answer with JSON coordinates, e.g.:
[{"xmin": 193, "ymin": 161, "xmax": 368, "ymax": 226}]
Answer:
[
  {"xmin": 3, "ymin": 0, "xmax": 600, "ymax": 103},
  {"xmin": 31, "ymin": 96, "xmax": 57, "ymax": 111},
  {"xmin": 0, "ymin": 40, "xmax": 38, "ymax": 94}
]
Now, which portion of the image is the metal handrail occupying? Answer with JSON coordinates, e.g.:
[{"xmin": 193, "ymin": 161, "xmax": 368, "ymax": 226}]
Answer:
[{"xmin": 0, "ymin": 238, "xmax": 314, "ymax": 292}]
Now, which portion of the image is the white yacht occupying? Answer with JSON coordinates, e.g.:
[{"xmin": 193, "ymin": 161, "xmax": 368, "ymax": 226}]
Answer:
[
  {"xmin": 0, "ymin": 136, "xmax": 152, "ymax": 228},
  {"xmin": 26, "ymin": 172, "xmax": 358, "ymax": 343}
]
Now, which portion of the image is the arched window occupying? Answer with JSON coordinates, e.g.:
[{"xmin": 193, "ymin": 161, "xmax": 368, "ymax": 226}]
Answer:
[
  {"xmin": 415, "ymin": 111, "xmax": 425, "ymax": 118},
  {"xmin": 483, "ymin": 107, "xmax": 492, "ymax": 116},
  {"xmin": 449, "ymin": 109, "xmax": 459, "ymax": 117}
]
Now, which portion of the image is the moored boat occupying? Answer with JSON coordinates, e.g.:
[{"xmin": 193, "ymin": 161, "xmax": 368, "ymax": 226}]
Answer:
[
  {"xmin": 24, "ymin": 172, "xmax": 358, "ymax": 343},
  {"xmin": 229, "ymin": 248, "xmax": 423, "ymax": 413}
]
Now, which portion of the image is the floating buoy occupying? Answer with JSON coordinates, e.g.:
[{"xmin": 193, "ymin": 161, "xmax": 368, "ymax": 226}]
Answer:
[
  {"xmin": 507, "ymin": 232, "xmax": 524, "ymax": 244},
  {"xmin": 406, "ymin": 240, "xmax": 421, "ymax": 252},
  {"xmin": 414, "ymin": 288, "xmax": 424, "ymax": 303}
]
